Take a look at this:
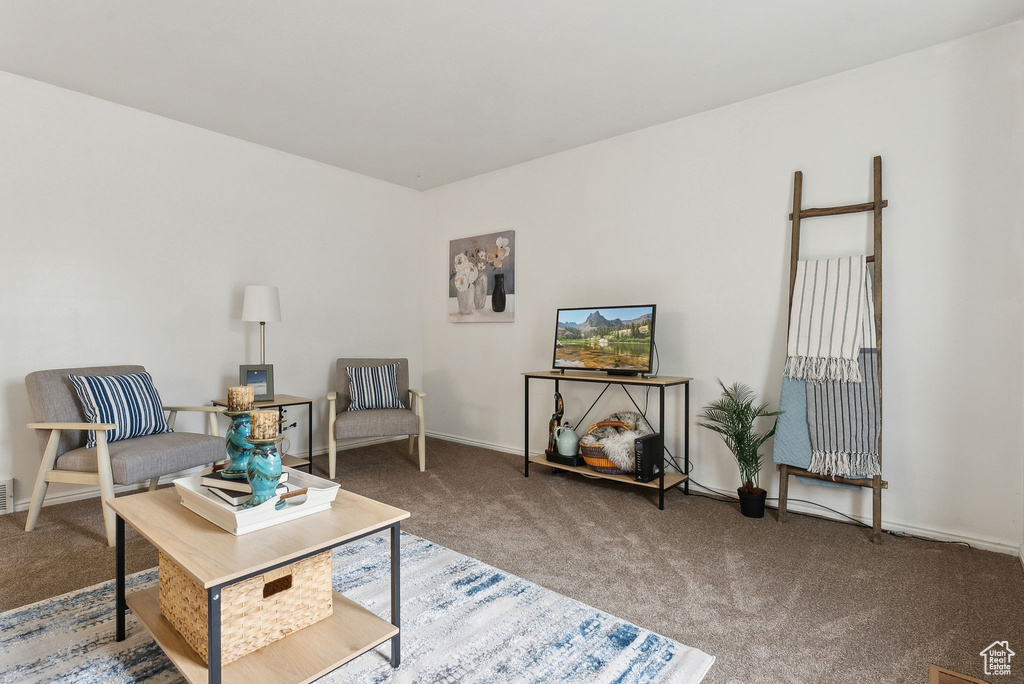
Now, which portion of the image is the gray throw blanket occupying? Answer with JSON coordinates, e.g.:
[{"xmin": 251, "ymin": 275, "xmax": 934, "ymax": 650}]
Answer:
[{"xmin": 806, "ymin": 348, "xmax": 880, "ymax": 478}]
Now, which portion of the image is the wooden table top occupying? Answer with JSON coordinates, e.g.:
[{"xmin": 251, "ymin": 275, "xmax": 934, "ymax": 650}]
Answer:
[
  {"xmin": 107, "ymin": 487, "xmax": 409, "ymax": 589},
  {"xmin": 212, "ymin": 393, "xmax": 313, "ymax": 408},
  {"xmin": 523, "ymin": 370, "xmax": 692, "ymax": 386}
]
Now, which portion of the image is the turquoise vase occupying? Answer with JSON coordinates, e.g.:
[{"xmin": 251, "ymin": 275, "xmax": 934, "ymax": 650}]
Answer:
[
  {"xmin": 243, "ymin": 438, "xmax": 283, "ymax": 508},
  {"xmin": 222, "ymin": 412, "xmax": 254, "ymax": 480}
]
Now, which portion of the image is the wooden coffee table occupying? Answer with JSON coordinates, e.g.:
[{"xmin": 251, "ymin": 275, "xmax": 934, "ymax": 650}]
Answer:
[{"xmin": 107, "ymin": 487, "xmax": 409, "ymax": 684}]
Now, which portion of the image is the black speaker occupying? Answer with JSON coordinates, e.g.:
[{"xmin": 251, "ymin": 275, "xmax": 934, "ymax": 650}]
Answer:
[{"xmin": 634, "ymin": 432, "xmax": 663, "ymax": 483}]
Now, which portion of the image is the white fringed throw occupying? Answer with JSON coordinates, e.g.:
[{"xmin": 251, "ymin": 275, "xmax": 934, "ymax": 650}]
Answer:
[{"xmin": 785, "ymin": 255, "xmax": 873, "ymax": 382}]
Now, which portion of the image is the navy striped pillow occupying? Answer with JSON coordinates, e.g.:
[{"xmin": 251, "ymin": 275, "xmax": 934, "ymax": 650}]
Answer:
[
  {"xmin": 68, "ymin": 372, "xmax": 173, "ymax": 448},
  {"xmin": 347, "ymin": 364, "xmax": 406, "ymax": 411}
]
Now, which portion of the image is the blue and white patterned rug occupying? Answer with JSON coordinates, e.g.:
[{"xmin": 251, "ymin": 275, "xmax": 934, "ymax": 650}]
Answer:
[{"xmin": 0, "ymin": 533, "xmax": 714, "ymax": 683}]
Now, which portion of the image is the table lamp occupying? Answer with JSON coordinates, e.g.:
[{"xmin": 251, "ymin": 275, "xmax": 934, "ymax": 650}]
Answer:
[{"xmin": 241, "ymin": 285, "xmax": 281, "ymax": 364}]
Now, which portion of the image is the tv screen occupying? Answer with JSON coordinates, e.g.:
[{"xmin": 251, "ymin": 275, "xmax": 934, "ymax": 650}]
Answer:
[{"xmin": 553, "ymin": 305, "xmax": 656, "ymax": 372}]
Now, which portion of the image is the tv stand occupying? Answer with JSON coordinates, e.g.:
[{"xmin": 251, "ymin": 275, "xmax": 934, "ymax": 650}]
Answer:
[{"xmin": 522, "ymin": 370, "xmax": 692, "ymax": 509}]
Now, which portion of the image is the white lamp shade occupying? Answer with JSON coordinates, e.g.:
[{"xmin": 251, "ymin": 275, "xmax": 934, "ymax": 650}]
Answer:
[{"xmin": 241, "ymin": 285, "xmax": 282, "ymax": 323}]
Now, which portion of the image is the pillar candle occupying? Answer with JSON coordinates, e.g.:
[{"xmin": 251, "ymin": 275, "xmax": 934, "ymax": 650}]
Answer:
[
  {"xmin": 226, "ymin": 385, "xmax": 255, "ymax": 412},
  {"xmin": 250, "ymin": 410, "xmax": 279, "ymax": 439}
]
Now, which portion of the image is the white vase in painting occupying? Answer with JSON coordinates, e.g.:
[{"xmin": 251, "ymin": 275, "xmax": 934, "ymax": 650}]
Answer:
[
  {"xmin": 456, "ymin": 289, "xmax": 473, "ymax": 314},
  {"xmin": 473, "ymin": 270, "xmax": 488, "ymax": 309}
]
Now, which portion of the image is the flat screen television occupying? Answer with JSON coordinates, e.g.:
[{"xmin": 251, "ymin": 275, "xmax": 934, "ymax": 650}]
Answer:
[{"xmin": 553, "ymin": 305, "xmax": 656, "ymax": 374}]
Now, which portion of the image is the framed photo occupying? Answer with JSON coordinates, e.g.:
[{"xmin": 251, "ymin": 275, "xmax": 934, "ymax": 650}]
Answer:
[
  {"xmin": 239, "ymin": 364, "xmax": 275, "ymax": 401},
  {"xmin": 449, "ymin": 229, "xmax": 515, "ymax": 323}
]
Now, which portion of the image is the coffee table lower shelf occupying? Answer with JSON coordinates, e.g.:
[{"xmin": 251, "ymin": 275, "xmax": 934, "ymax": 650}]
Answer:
[{"xmin": 127, "ymin": 586, "xmax": 397, "ymax": 684}]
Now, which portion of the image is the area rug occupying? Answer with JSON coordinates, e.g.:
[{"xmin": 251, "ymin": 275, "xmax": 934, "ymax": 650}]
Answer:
[{"xmin": 0, "ymin": 532, "xmax": 714, "ymax": 683}]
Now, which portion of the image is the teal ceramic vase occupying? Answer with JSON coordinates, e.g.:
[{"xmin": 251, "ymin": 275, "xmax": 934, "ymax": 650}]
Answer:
[
  {"xmin": 222, "ymin": 412, "xmax": 254, "ymax": 480},
  {"xmin": 244, "ymin": 437, "xmax": 283, "ymax": 508}
]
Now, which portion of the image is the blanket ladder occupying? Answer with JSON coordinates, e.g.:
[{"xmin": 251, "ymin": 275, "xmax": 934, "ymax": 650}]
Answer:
[{"xmin": 777, "ymin": 155, "xmax": 889, "ymax": 543}]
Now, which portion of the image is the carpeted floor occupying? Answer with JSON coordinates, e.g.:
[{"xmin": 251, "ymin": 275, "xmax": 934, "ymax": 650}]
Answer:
[{"xmin": 2, "ymin": 438, "xmax": 1022, "ymax": 683}]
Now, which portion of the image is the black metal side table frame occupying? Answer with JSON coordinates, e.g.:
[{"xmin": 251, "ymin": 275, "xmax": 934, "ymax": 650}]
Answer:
[{"xmin": 114, "ymin": 517, "xmax": 401, "ymax": 683}]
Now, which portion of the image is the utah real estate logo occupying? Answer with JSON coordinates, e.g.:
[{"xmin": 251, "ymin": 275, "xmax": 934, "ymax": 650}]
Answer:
[{"xmin": 980, "ymin": 641, "xmax": 1015, "ymax": 676}]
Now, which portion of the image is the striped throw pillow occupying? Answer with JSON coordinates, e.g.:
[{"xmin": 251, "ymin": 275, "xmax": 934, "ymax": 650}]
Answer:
[
  {"xmin": 68, "ymin": 372, "xmax": 173, "ymax": 448},
  {"xmin": 347, "ymin": 363, "xmax": 406, "ymax": 411}
]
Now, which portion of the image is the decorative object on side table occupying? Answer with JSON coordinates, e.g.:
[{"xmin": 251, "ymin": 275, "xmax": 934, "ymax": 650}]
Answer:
[
  {"xmin": 449, "ymin": 230, "xmax": 515, "ymax": 322},
  {"xmin": 245, "ymin": 410, "xmax": 283, "ymax": 508},
  {"xmin": 222, "ymin": 385, "xmax": 255, "ymax": 479},
  {"xmin": 579, "ymin": 411, "xmax": 653, "ymax": 475},
  {"xmin": 239, "ymin": 363, "xmax": 275, "ymax": 401},
  {"xmin": 698, "ymin": 379, "xmax": 781, "ymax": 519},
  {"xmin": 545, "ymin": 391, "xmax": 564, "ymax": 457},
  {"xmin": 555, "ymin": 422, "xmax": 579, "ymax": 457}
]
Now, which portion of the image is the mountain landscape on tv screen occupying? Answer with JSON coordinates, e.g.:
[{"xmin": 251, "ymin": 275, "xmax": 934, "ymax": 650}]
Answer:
[{"xmin": 554, "ymin": 308, "xmax": 653, "ymax": 370}]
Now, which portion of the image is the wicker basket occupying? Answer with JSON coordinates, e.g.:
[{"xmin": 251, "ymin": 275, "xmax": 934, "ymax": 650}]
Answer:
[
  {"xmin": 158, "ymin": 550, "xmax": 333, "ymax": 665},
  {"xmin": 579, "ymin": 420, "xmax": 634, "ymax": 475}
]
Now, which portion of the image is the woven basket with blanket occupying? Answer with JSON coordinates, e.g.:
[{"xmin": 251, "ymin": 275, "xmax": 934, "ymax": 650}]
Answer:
[{"xmin": 579, "ymin": 411, "xmax": 654, "ymax": 475}]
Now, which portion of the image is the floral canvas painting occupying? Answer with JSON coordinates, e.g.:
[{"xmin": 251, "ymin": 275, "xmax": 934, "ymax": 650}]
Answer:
[{"xmin": 449, "ymin": 230, "xmax": 515, "ymax": 322}]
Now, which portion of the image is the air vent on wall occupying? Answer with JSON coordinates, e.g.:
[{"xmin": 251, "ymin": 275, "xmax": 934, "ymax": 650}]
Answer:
[{"xmin": 0, "ymin": 478, "xmax": 12, "ymax": 515}]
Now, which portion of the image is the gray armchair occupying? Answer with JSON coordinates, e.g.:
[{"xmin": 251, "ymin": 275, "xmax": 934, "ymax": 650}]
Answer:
[
  {"xmin": 25, "ymin": 365, "xmax": 225, "ymax": 546},
  {"xmin": 328, "ymin": 358, "xmax": 426, "ymax": 479}
]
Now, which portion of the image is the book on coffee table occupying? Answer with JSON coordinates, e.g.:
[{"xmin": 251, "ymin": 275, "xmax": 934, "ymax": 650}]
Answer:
[{"xmin": 200, "ymin": 469, "xmax": 290, "ymax": 493}]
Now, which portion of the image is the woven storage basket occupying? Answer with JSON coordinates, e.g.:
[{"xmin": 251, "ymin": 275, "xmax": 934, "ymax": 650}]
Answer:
[
  {"xmin": 158, "ymin": 550, "xmax": 333, "ymax": 665},
  {"xmin": 579, "ymin": 420, "xmax": 634, "ymax": 475}
]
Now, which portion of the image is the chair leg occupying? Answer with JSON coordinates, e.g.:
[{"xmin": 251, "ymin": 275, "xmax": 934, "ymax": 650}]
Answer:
[
  {"xmin": 328, "ymin": 418, "xmax": 337, "ymax": 481},
  {"xmin": 148, "ymin": 477, "xmax": 160, "ymax": 492},
  {"xmin": 26, "ymin": 429, "xmax": 61, "ymax": 533},
  {"xmin": 96, "ymin": 435, "xmax": 117, "ymax": 547},
  {"xmin": 417, "ymin": 398, "xmax": 426, "ymax": 471},
  {"xmin": 408, "ymin": 436, "xmax": 415, "ymax": 454}
]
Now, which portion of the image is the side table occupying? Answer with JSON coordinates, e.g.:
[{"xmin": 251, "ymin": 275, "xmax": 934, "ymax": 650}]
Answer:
[{"xmin": 212, "ymin": 394, "xmax": 314, "ymax": 474}]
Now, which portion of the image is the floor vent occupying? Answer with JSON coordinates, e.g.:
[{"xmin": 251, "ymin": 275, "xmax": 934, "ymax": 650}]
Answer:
[
  {"xmin": 929, "ymin": 664, "xmax": 988, "ymax": 684},
  {"xmin": 0, "ymin": 478, "xmax": 12, "ymax": 515}
]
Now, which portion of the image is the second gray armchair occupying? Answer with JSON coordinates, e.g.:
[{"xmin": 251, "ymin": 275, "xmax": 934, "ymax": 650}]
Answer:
[{"xmin": 328, "ymin": 358, "xmax": 426, "ymax": 478}]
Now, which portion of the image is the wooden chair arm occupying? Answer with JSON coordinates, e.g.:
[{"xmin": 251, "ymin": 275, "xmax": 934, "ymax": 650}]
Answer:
[
  {"xmin": 28, "ymin": 422, "xmax": 116, "ymax": 431},
  {"xmin": 327, "ymin": 391, "xmax": 337, "ymax": 402},
  {"xmin": 409, "ymin": 389, "xmax": 427, "ymax": 399},
  {"xmin": 163, "ymin": 406, "xmax": 226, "ymax": 413}
]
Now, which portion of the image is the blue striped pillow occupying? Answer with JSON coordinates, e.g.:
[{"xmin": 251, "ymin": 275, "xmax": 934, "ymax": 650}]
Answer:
[
  {"xmin": 347, "ymin": 364, "xmax": 406, "ymax": 411},
  {"xmin": 68, "ymin": 372, "xmax": 173, "ymax": 448}
]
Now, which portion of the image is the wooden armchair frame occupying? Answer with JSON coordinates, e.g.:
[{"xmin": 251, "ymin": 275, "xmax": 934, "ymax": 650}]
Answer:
[
  {"xmin": 25, "ymin": 406, "xmax": 224, "ymax": 546},
  {"xmin": 327, "ymin": 389, "xmax": 426, "ymax": 479}
]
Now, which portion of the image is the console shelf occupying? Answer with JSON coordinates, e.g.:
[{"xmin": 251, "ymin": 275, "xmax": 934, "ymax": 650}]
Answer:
[{"xmin": 523, "ymin": 371, "xmax": 692, "ymax": 509}]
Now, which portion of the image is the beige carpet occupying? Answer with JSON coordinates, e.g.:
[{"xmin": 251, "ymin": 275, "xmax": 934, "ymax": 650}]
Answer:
[{"xmin": 2, "ymin": 438, "xmax": 1022, "ymax": 683}]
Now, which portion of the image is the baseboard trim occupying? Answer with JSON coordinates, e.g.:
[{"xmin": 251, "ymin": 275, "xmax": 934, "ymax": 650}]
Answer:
[
  {"xmin": 12, "ymin": 435, "xmax": 404, "ymax": 513},
  {"xmin": 426, "ymin": 430, "xmax": 1023, "ymax": 558}
]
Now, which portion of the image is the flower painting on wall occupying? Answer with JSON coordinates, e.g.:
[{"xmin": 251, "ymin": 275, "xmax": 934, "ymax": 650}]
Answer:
[{"xmin": 449, "ymin": 230, "xmax": 515, "ymax": 322}]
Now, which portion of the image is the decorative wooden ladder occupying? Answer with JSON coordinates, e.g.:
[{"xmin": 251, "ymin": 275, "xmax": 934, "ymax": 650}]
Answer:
[{"xmin": 776, "ymin": 155, "xmax": 889, "ymax": 543}]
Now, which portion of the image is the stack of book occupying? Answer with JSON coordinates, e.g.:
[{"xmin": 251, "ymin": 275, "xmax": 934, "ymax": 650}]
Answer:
[{"xmin": 201, "ymin": 469, "xmax": 291, "ymax": 506}]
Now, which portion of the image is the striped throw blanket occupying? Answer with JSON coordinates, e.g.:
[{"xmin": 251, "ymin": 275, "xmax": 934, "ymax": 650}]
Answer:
[
  {"xmin": 806, "ymin": 348, "xmax": 881, "ymax": 478},
  {"xmin": 785, "ymin": 256, "xmax": 872, "ymax": 382}
]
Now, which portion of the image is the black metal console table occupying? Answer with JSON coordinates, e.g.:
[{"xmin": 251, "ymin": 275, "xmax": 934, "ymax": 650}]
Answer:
[{"xmin": 523, "ymin": 370, "xmax": 691, "ymax": 509}]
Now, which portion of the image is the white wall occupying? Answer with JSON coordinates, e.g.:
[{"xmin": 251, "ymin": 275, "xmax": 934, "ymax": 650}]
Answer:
[
  {"xmin": 0, "ymin": 71, "xmax": 423, "ymax": 509},
  {"xmin": 420, "ymin": 24, "xmax": 1024, "ymax": 551}
]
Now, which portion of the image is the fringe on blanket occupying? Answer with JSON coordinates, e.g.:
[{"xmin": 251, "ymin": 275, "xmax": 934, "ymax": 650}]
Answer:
[
  {"xmin": 809, "ymin": 451, "xmax": 880, "ymax": 478},
  {"xmin": 784, "ymin": 355, "xmax": 862, "ymax": 384}
]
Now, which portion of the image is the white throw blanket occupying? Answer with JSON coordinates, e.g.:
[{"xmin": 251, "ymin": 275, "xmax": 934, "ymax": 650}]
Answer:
[{"xmin": 785, "ymin": 255, "xmax": 875, "ymax": 382}]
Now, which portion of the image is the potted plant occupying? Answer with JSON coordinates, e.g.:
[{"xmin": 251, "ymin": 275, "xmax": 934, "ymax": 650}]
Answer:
[{"xmin": 698, "ymin": 379, "xmax": 781, "ymax": 518}]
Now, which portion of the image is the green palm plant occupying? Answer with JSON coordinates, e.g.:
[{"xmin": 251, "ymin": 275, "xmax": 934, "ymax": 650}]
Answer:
[{"xmin": 698, "ymin": 379, "xmax": 782, "ymax": 494}]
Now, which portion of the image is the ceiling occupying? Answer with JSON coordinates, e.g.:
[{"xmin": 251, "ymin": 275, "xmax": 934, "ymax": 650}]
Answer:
[{"xmin": 1, "ymin": 2, "xmax": 1021, "ymax": 190}]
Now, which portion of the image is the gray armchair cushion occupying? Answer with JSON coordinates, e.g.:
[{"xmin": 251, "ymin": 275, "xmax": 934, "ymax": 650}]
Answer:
[
  {"xmin": 335, "ymin": 358, "xmax": 409, "ymax": 413},
  {"xmin": 55, "ymin": 432, "xmax": 224, "ymax": 485},
  {"xmin": 26, "ymin": 365, "xmax": 147, "ymax": 460},
  {"xmin": 334, "ymin": 409, "xmax": 419, "ymax": 439}
]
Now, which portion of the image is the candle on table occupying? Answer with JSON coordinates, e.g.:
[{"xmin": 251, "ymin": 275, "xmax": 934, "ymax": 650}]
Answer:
[
  {"xmin": 226, "ymin": 385, "xmax": 255, "ymax": 412},
  {"xmin": 250, "ymin": 409, "xmax": 279, "ymax": 439}
]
